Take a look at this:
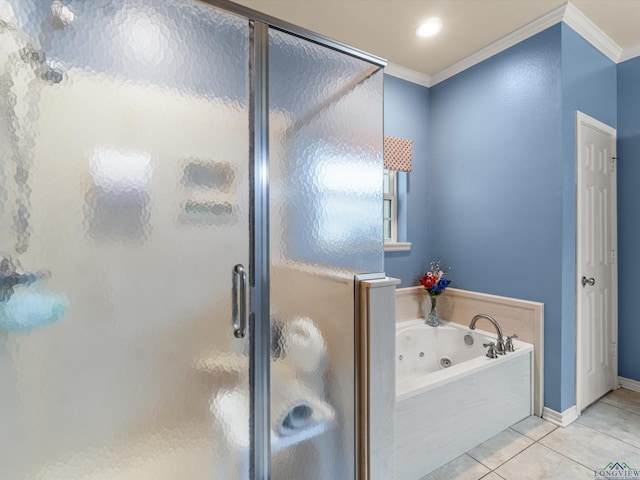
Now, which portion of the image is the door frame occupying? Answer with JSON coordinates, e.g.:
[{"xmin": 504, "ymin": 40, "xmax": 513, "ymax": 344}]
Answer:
[{"xmin": 575, "ymin": 110, "xmax": 618, "ymax": 414}]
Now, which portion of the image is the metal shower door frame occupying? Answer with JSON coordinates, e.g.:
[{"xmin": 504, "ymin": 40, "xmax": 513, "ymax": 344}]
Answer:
[
  {"xmin": 248, "ymin": 19, "xmax": 270, "ymax": 480},
  {"xmin": 201, "ymin": 2, "xmax": 386, "ymax": 478}
]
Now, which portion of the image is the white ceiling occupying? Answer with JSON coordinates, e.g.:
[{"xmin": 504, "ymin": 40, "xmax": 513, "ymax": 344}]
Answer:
[{"xmin": 231, "ymin": 0, "xmax": 640, "ymax": 83}]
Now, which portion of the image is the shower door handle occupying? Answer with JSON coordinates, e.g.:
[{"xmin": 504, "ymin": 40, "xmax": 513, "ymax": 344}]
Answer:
[{"xmin": 232, "ymin": 264, "xmax": 247, "ymax": 338}]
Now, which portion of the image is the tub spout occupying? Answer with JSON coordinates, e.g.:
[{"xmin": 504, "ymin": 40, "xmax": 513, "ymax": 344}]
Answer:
[{"xmin": 469, "ymin": 314, "xmax": 505, "ymax": 355}]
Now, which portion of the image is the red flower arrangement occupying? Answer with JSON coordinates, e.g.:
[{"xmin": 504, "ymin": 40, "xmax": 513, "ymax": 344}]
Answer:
[{"xmin": 419, "ymin": 259, "xmax": 451, "ymax": 297}]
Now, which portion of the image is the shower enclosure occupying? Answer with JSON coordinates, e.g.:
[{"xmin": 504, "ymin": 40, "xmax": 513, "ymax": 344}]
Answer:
[{"xmin": 0, "ymin": 0, "xmax": 384, "ymax": 478}]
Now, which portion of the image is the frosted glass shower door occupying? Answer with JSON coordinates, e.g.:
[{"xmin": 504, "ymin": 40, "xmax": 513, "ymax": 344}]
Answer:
[
  {"xmin": 0, "ymin": 2, "xmax": 252, "ymax": 479},
  {"xmin": 268, "ymin": 29, "xmax": 385, "ymax": 479}
]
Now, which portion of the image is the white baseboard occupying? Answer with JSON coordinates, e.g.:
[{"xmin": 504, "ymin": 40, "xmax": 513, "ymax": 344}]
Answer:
[
  {"xmin": 619, "ymin": 376, "xmax": 640, "ymax": 393},
  {"xmin": 542, "ymin": 379, "xmax": 638, "ymax": 428},
  {"xmin": 542, "ymin": 405, "xmax": 579, "ymax": 427}
]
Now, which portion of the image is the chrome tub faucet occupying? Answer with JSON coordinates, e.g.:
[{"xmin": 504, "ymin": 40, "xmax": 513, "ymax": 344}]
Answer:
[{"xmin": 469, "ymin": 314, "xmax": 506, "ymax": 355}]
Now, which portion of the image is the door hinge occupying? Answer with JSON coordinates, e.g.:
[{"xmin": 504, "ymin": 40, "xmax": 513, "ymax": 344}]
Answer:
[
  {"xmin": 611, "ymin": 249, "xmax": 617, "ymax": 263},
  {"xmin": 611, "ymin": 157, "xmax": 617, "ymax": 172},
  {"xmin": 612, "ymin": 341, "xmax": 617, "ymax": 356}
]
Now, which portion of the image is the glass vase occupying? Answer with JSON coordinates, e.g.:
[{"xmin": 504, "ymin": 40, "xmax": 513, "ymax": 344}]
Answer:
[{"xmin": 426, "ymin": 294, "xmax": 440, "ymax": 327}]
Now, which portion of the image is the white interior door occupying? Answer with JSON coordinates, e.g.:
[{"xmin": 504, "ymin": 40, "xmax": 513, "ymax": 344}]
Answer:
[{"xmin": 576, "ymin": 111, "xmax": 618, "ymax": 412}]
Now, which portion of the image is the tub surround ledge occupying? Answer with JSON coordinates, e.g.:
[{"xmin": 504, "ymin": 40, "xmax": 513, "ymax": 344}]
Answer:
[{"xmin": 359, "ymin": 276, "xmax": 400, "ymax": 480}]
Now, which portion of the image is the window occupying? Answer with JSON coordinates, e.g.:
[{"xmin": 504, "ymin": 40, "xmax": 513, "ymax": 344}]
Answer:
[
  {"xmin": 383, "ymin": 169, "xmax": 397, "ymax": 242},
  {"xmin": 383, "ymin": 169, "xmax": 411, "ymax": 252}
]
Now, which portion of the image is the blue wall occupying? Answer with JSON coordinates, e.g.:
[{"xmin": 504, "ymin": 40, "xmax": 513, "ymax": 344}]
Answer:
[
  {"xmin": 617, "ymin": 56, "xmax": 640, "ymax": 382},
  {"xmin": 386, "ymin": 22, "xmax": 629, "ymax": 410},
  {"xmin": 559, "ymin": 23, "xmax": 617, "ymax": 408},
  {"xmin": 424, "ymin": 24, "xmax": 617, "ymax": 412},
  {"xmin": 429, "ymin": 26, "xmax": 565, "ymax": 411},
  {"xmin": 384, "ymin": 75, "xmax": 430, "ymax": 286}
]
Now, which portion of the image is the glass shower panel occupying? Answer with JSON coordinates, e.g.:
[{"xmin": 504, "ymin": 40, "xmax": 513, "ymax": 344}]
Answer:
[
  {"xmin": 268, "ymin": 29, "xmax": 384, "ymax": 479},
  {"xmin": 0, "ymin": 2, "xmax": 251, "ymax": 479}
]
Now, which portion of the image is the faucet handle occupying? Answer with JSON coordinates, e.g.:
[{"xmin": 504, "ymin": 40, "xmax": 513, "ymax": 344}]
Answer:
[
  {"xmin": 483, "ymin": 342, "xmax": 498, "ymax": 359},
  {"xmin": 505, "ymin": 334, "xmax": 518, "ymax": 353}
]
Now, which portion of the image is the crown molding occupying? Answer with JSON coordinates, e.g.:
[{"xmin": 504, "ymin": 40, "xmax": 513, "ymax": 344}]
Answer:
[
  {"xmin": 620, "ymin": 44, "xmax": 640, "ymax": 63},
  {"xmin": 430, "ymin": 3, "xmax": 567, "ymax": 86},
  {"xmin": 384, "ymin": 62, "xmax": 431, "ymax": 87},
  {"xmin": 562, "ymin": 2, "xmax": 622, "ymax": 63},
  {"xmin": 387, "ymin": 1, "xmax": 639, "ymax": 89}
]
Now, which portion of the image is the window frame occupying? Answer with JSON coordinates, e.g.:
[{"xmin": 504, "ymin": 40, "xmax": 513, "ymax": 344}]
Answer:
[
  {"xmin": 383, "ymin": 169, "xmax": 411, "ymax": 252},
  {"xmin": 383, "ymin": 169, "xmax": 398, "ymax": 243}
]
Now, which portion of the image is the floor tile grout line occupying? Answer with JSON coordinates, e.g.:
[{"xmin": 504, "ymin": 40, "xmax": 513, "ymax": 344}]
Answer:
[
  {"xmin": 577, "ymin": 422, "xmax": 640, "ymax": 452},
  {"xmin": 485, "ymin": 440, "xmax": 539, "ymax": 473},
  {"xmin": 509, "ymin": 422, "xmax": 559, "ymax": 443},
  {"xmin": 480, "ymin": 421, "xmax": 562, "ymax": 475},
  {"xmin": 481, "ymin": 471, "xmax": 506, "ymax": 480},
  {"xmin": 430, "ymin": 391, "xmax": 640, "ymax": 480},
  {"xmin": 534, "ymin": 433, "xmax": 608, "ymax": 473},
  {"xmin": 496, "ymin": 432, "xmax": 600, "ymax": 477},
  {"xmin": 501, "ymin": 409, "xmax": 640, "ymax": 476},
  {"xmin": 524, "ymin": 425, "xmax": 558, "ymax": 443},
  {"xmin": 579, "ymin": 396, "xmax": 640, "ymax": 451},
  {"xmin": 601, "ymin": 401, "xmax": 640, "ymax": 418},
  {"xmin": 594, "ymin": 392, "xmax": 640, "ymax": 414}
]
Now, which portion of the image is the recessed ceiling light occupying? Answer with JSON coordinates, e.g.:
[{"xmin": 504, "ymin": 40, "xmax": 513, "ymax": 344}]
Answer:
[{"xmin": 416, "ymin": 17, "xmax": 443, "ymax": 38}]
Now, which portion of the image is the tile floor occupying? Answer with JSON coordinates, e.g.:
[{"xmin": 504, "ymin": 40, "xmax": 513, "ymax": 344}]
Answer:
[{"xmin": 420, "ymin": 387, "xmax": 640, "ymax": 480}]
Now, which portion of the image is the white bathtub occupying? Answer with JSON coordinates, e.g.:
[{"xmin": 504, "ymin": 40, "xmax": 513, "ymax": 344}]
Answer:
[{"xmin": 395, "ymin": 319, "xmax": 534, "ymax": 480}]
